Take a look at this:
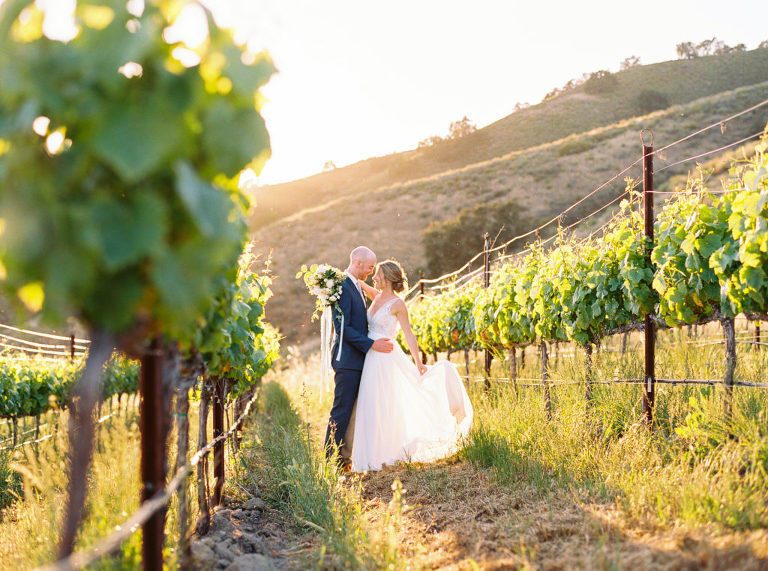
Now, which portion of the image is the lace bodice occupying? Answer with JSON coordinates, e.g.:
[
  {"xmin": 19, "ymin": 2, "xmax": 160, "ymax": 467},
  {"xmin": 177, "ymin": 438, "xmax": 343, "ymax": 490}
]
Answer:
[{"xmin": 368, "ymin": 297, "xmax": 399, "ymax": 339}]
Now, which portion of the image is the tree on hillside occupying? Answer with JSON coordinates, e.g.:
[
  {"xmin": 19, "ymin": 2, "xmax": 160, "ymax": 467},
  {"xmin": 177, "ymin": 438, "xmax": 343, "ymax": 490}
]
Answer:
[
  {"xmin": 676, "ymin": 41, "xmax": 697, "ymax": 59},
  {"xmin": 322, "ymin": 160, "xmax": 337, "ymax": 171},
  {"xmin": 584, "ymin": 70, "xmax": 619, "ymax": 95},
  {"xmin": 417, "ymin": 134, "xmax": 444, "ymax": 149},
  {"xmin": 760, "ymin": 40, "xmax": 768, "ymax": 49},
  {"xmin": 418, "ymin": 116, "xmax": 476, "ymax": 149},
  {"xmin": 677, "ymin": 37, "xmax": 747, "ymax": 59},
  {"xmin": 448, "ymin": 116, "xmax": 477, "ymax": 139},
  {"xmin": 634, "ymin": 89, "xmax": 670, "ymax": 115},
  {"xmin": 620, "ymin": 55, "xmax": 640, "ymax": 70},
  {"xmin": 421, "ymin": 198, "xmax": 534, "ymax": 278}
]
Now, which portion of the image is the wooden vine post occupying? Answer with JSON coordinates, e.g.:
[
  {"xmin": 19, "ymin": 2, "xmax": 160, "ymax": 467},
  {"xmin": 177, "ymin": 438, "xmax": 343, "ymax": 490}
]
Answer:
[
  {"xmin": 418, "ymin": 273, "xmax": 428, "ymax": 365},
  {"xmin": 483, "ymin": 233, "xmax": 492, "ymax": 389},
  {"xmin": 139, "ymin": 338, "xmax": 167, "ymax": 571},
  {"xmin": 723, "ymin": 317, "xmax": 736, "ymax": 436},
  {"xmin": 212, "ymin": 376, "xmax": 226, "ymax": 506},
  {"xmin": 541, "ymin": 341, "xmax": 551, "ymax": 419},
  {"xmin": 509, "ymin": 347, "xmax": 517, "ymax": 395},
  {"xmin": 197, "ymin": 384, "xmax": 212, "ymax": 534},
  {"xmin": 642, "ymin": 130, "xmax": 656, "ymax": 424},
  {"xmin": 584, "ymin": 343, "xmax": 593, "ymax": 405}
]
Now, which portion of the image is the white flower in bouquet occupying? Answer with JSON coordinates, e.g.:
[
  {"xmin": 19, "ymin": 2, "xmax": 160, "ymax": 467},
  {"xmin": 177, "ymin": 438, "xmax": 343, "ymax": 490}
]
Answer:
[{"xmin": 296, "ymin": 263, "xmax": 348, "ymax": 320}]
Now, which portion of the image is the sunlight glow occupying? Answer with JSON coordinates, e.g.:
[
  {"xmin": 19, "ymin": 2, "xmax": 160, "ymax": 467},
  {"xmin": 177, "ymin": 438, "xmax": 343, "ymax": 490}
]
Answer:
[
  {"xmin": 126, "ymin": 0, "xmax": 145, "ymax": 18},
  {"xmin": 238, "ymin": 168, "xmax": 258, "ymax": 191},
  {"xmin": 171, "ymin": 46, "xmax": 201, "ymax": 68},
  {"xmin": 126, "ymin": 18, "xmax": 141, "ymax": 34},
  {"xmin": 118, "ymin": 61, "xmax": 143, "ymax": 78},
  {"xmin": 32, "ymin": 116, "xmax": 50, "ymax": 136},
  {"xmin": 163, "ymin": 3, "xmax": 208, "ymax": 48},
  {"xmin": 37, "ymin": 0, "xmax": 77, "ymax": 42},
  {"xmin": 45, "ymin": 128, "xmax": 69, "ymax": 155}
]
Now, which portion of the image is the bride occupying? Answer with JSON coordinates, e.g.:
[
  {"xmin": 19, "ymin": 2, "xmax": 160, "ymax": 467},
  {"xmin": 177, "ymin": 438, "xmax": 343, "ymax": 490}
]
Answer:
[{"xmin": 351, "ymin": 260, "xmax": 473, "ymax": 472}]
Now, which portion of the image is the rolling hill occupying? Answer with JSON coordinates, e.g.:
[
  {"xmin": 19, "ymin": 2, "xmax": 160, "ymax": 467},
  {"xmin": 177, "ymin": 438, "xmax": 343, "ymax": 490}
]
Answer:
[{"xmin": 249, "ymin": 49, "xmax": 768, "ymax": 345}]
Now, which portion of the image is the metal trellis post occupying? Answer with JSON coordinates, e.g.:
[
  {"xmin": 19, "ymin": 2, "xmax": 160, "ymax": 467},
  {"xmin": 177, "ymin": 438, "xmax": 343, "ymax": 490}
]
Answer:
[
  {"xmin": 642, "ymin": 130, "xmax": 656, "ymax": 424},
  {"xmin": 212, "ymin": 376, "xmax": 226, "ymax": 506},
  {"xmin": 483, "ymin": 233, "xmax": 492, "ymax": 389},
  {"xmin": 139, "ymin": 338, "xmax": 166, "ymax": 571}
]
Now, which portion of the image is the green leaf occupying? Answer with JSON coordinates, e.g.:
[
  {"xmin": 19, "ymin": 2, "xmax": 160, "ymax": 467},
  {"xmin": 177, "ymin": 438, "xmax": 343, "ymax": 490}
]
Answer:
[
  {"xmin": 93, "ymin": 192, "xmax": 168, "ymax": 271},
  {"xmin": 696, "ymin": 233, "xmax": 722, "ymax": 259},
  {"xmin": 90, "ymin": 92, "xmax": 187, "ymax": 183},
  {"xmin": 202, "ymin": 99, "xmax": 270, "ymax": 177},
  {"xmin": 174, "ymin": 161, "xmax": 233, "ymax": 238}
]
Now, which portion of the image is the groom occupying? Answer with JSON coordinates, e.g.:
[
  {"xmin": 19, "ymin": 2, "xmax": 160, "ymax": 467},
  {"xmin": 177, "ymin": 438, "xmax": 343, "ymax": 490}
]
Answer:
[{"xmin": 325, "ymin": 246, "xmax": 393, "ymax": 470}]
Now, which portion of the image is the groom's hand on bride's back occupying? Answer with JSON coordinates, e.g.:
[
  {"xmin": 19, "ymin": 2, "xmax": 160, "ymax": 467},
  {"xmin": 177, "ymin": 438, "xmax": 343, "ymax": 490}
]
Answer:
[{"xmin": 371, "ymin": 338, "xmax": 394, "ymax": 353}]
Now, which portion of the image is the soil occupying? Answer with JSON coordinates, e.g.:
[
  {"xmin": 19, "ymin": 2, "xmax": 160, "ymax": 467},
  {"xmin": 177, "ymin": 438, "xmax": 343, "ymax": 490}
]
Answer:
[{"xmin": 193, "ymin": 457, "xmax": 768, "ymax": 570}]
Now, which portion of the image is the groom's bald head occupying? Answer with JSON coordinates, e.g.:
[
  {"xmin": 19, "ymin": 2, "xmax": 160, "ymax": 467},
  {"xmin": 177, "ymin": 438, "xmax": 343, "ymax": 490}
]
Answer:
[{"xmin": 348, "ymin": 246, "xmax": 377, "ymax": 280}]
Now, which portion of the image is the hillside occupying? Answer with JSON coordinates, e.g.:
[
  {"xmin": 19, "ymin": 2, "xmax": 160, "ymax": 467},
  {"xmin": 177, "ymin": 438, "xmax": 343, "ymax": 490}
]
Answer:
[
  {"xmin": 250, "ymin": 48, "xmax": 768, "ymax": 229},
  {"xmin": 252, "ymin": 79, "xmax": 768, "ymax": 344}
]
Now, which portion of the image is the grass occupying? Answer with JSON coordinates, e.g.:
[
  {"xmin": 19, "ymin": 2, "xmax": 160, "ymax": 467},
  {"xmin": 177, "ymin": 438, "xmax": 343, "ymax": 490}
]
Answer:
[
  {"xmin": 457, "ymin": 318, "xmax": 768, "ymax": 532},
  {"xmin": 0, "ymin": 395, "xmax": 147, "ymax": 569},
  {"xmin": 2, "ymin": 315, "xmax": 767, "ymax": 568},
  {"xmin": 0, "ymin": 391, "xmax": 217, "ymax": 570},
  {"xmin": 233, "ymin": 369, "xmax": 407, "ymax": 568},
  {"xmin": 259, "ymin": 317, "xmax": 768, "ymax": 567}
]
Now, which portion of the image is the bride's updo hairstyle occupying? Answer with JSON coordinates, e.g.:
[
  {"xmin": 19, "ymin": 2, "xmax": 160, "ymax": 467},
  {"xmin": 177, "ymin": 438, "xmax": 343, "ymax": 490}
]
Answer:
[{"xmin": 378, "ymin": 260, "xmax": 408, "ymax": 293}]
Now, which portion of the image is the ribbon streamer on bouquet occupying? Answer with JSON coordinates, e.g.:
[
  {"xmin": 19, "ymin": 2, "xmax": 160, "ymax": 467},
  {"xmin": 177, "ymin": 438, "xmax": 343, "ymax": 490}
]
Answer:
[{"xmin": 319, "ymin": 307, "xmax": 337, "ymax": 401}]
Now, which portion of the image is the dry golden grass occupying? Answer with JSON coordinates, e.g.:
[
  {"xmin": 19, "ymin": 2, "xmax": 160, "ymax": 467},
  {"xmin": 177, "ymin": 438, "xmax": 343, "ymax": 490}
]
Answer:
[
  {"xmin": 252, "ymin": 81, "xmax": 768, "ymax": 345},
  {"xmin": 250, "ymin": 49, "xmax": 768, "ymax": 230},
  {"xmin": 263, "ymin": 349, "xmax": 768, "ymax": 570},
  {"xmin": 353, "ymin": 462, "xmax": 768, "ymax": 570}
]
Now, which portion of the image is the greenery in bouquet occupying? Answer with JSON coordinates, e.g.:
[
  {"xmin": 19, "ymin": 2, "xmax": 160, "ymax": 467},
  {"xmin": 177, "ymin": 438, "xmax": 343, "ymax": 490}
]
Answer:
[{"xmin": 296, "ymin": 264, "xmax": 347, "ymax": 320}]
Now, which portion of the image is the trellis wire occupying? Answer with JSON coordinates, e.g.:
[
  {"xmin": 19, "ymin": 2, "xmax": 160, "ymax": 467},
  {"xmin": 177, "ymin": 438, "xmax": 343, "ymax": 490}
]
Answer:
[{"xmin": 39, "ymin": 384, "xmax": 262, "ymax": 571}]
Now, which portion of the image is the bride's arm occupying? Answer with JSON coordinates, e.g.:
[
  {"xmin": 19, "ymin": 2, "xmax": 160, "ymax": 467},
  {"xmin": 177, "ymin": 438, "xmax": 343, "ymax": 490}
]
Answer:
[
  {"xmin": 392, "ymin": 299, "xmax": 428, "ymax": 375},
  {"xmin": 358, "ymin": 279, "xmax": 378, "ymax": 301}
]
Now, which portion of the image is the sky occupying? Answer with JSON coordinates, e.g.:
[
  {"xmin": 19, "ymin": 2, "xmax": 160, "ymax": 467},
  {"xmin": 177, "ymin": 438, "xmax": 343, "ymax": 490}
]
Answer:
[
  {"xmin": 205, "ymin": 0, "xmax": 768, "ymax": 186},
  {"xmin": 9, "ymin": 0, "xmax": 768, "ymax": 185}
]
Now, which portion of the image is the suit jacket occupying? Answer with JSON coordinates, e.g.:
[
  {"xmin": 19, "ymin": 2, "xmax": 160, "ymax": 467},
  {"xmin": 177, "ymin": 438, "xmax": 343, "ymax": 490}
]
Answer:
[{"xmin": 331, "ymin": 276, "xmax": 373, "ymax": 371}]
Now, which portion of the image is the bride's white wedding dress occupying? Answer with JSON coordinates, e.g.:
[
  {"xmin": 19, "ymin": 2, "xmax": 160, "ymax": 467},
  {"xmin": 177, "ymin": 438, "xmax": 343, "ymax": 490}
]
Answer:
[{"xmin": 351, "ymin": 297, "xmax": 473, "ymax": 472}]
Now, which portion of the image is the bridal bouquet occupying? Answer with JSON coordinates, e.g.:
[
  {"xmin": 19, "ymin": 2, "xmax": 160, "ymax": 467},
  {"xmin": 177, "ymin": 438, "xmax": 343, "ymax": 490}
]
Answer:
[
  {"xmin": 296, "ymin": 263, "xmax": 348, "ymax": 400},
  {"xmin": 296, "ymin": 263, "xmax": 347, "ymax": 320}
]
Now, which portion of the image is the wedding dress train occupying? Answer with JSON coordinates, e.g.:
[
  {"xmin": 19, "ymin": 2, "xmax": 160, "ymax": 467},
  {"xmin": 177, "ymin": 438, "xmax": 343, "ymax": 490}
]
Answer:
[{"xmin": 351, "ymin": 297, "xmax": 473, "ymax": 472}]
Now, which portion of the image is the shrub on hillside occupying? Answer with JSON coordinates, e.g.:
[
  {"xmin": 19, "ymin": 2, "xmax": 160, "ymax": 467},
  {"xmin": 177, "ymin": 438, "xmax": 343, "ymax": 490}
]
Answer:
[
  {"xmin": 584, "ymin": 70, "xmax": 619, "ymax": 95},
  {"xmin": 421, "ymin": 198, "xmax": 534, "ymax": 277},
  {"xmin": 634, "ymin": 89, "xmax": 670, "ymax": 115},
  {"xmin": 557, "ymin": 139, "xmax": 596, "ymax": 157}
]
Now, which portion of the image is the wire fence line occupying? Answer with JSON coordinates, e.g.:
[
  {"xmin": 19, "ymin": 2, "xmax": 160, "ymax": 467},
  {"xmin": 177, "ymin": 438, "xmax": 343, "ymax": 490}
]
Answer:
[
  {"xmin": 0, "ymin": 406, "xmax": 136, "ymax": 451},
  {"xmin": 0, "ymin": 323, "xmax": 89, "ymax": 360},
  {"xmin": 38, "ymin": 384, "xmax": 262, "ymax": 571},
  {"xmin": 408, "ymin": 98, "xmax": 768, "ymax": 301},
  {"xmin": 0, "ymin": 323, "xmax": 89, "ymax": 344},
  {"xmin": 656, "ymin": 128, "xmax": 767, "ymax": 174},
  {"xmin": 653, "ymin": 95, "xmax": 768, "ymax": 157}
]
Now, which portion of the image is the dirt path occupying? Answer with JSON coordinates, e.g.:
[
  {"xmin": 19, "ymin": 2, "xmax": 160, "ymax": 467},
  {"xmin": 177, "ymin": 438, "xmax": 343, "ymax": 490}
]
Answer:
[
  {"xmin": 191, "ymin": 454, "xmax": 768, "ymax": 570},
  {"xmin": 190, "ymin": 369, "xmax": 768, "ymax": 570},
  {"xmin": 354, "ymin": 460, "xmax": 768, "ymax": 570}
]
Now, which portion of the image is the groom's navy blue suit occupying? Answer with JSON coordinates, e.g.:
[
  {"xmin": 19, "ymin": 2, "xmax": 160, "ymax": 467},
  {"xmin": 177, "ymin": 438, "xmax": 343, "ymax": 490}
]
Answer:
[{"xmin": 325, "ymin": 275, "xmax": 373, "ymax": 463}]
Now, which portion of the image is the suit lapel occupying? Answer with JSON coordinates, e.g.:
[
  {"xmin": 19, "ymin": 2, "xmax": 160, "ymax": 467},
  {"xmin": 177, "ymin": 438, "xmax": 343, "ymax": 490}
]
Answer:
[{"xmin": 347, "ymin": 276, "xmax": 366, "ymax": 311}]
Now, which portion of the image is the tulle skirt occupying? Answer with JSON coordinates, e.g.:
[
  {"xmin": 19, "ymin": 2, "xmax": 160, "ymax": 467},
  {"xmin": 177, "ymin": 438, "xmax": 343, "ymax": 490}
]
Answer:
[{"xmin": 351, "ymin": 342, "xmax": 473, "ymax": 472}]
